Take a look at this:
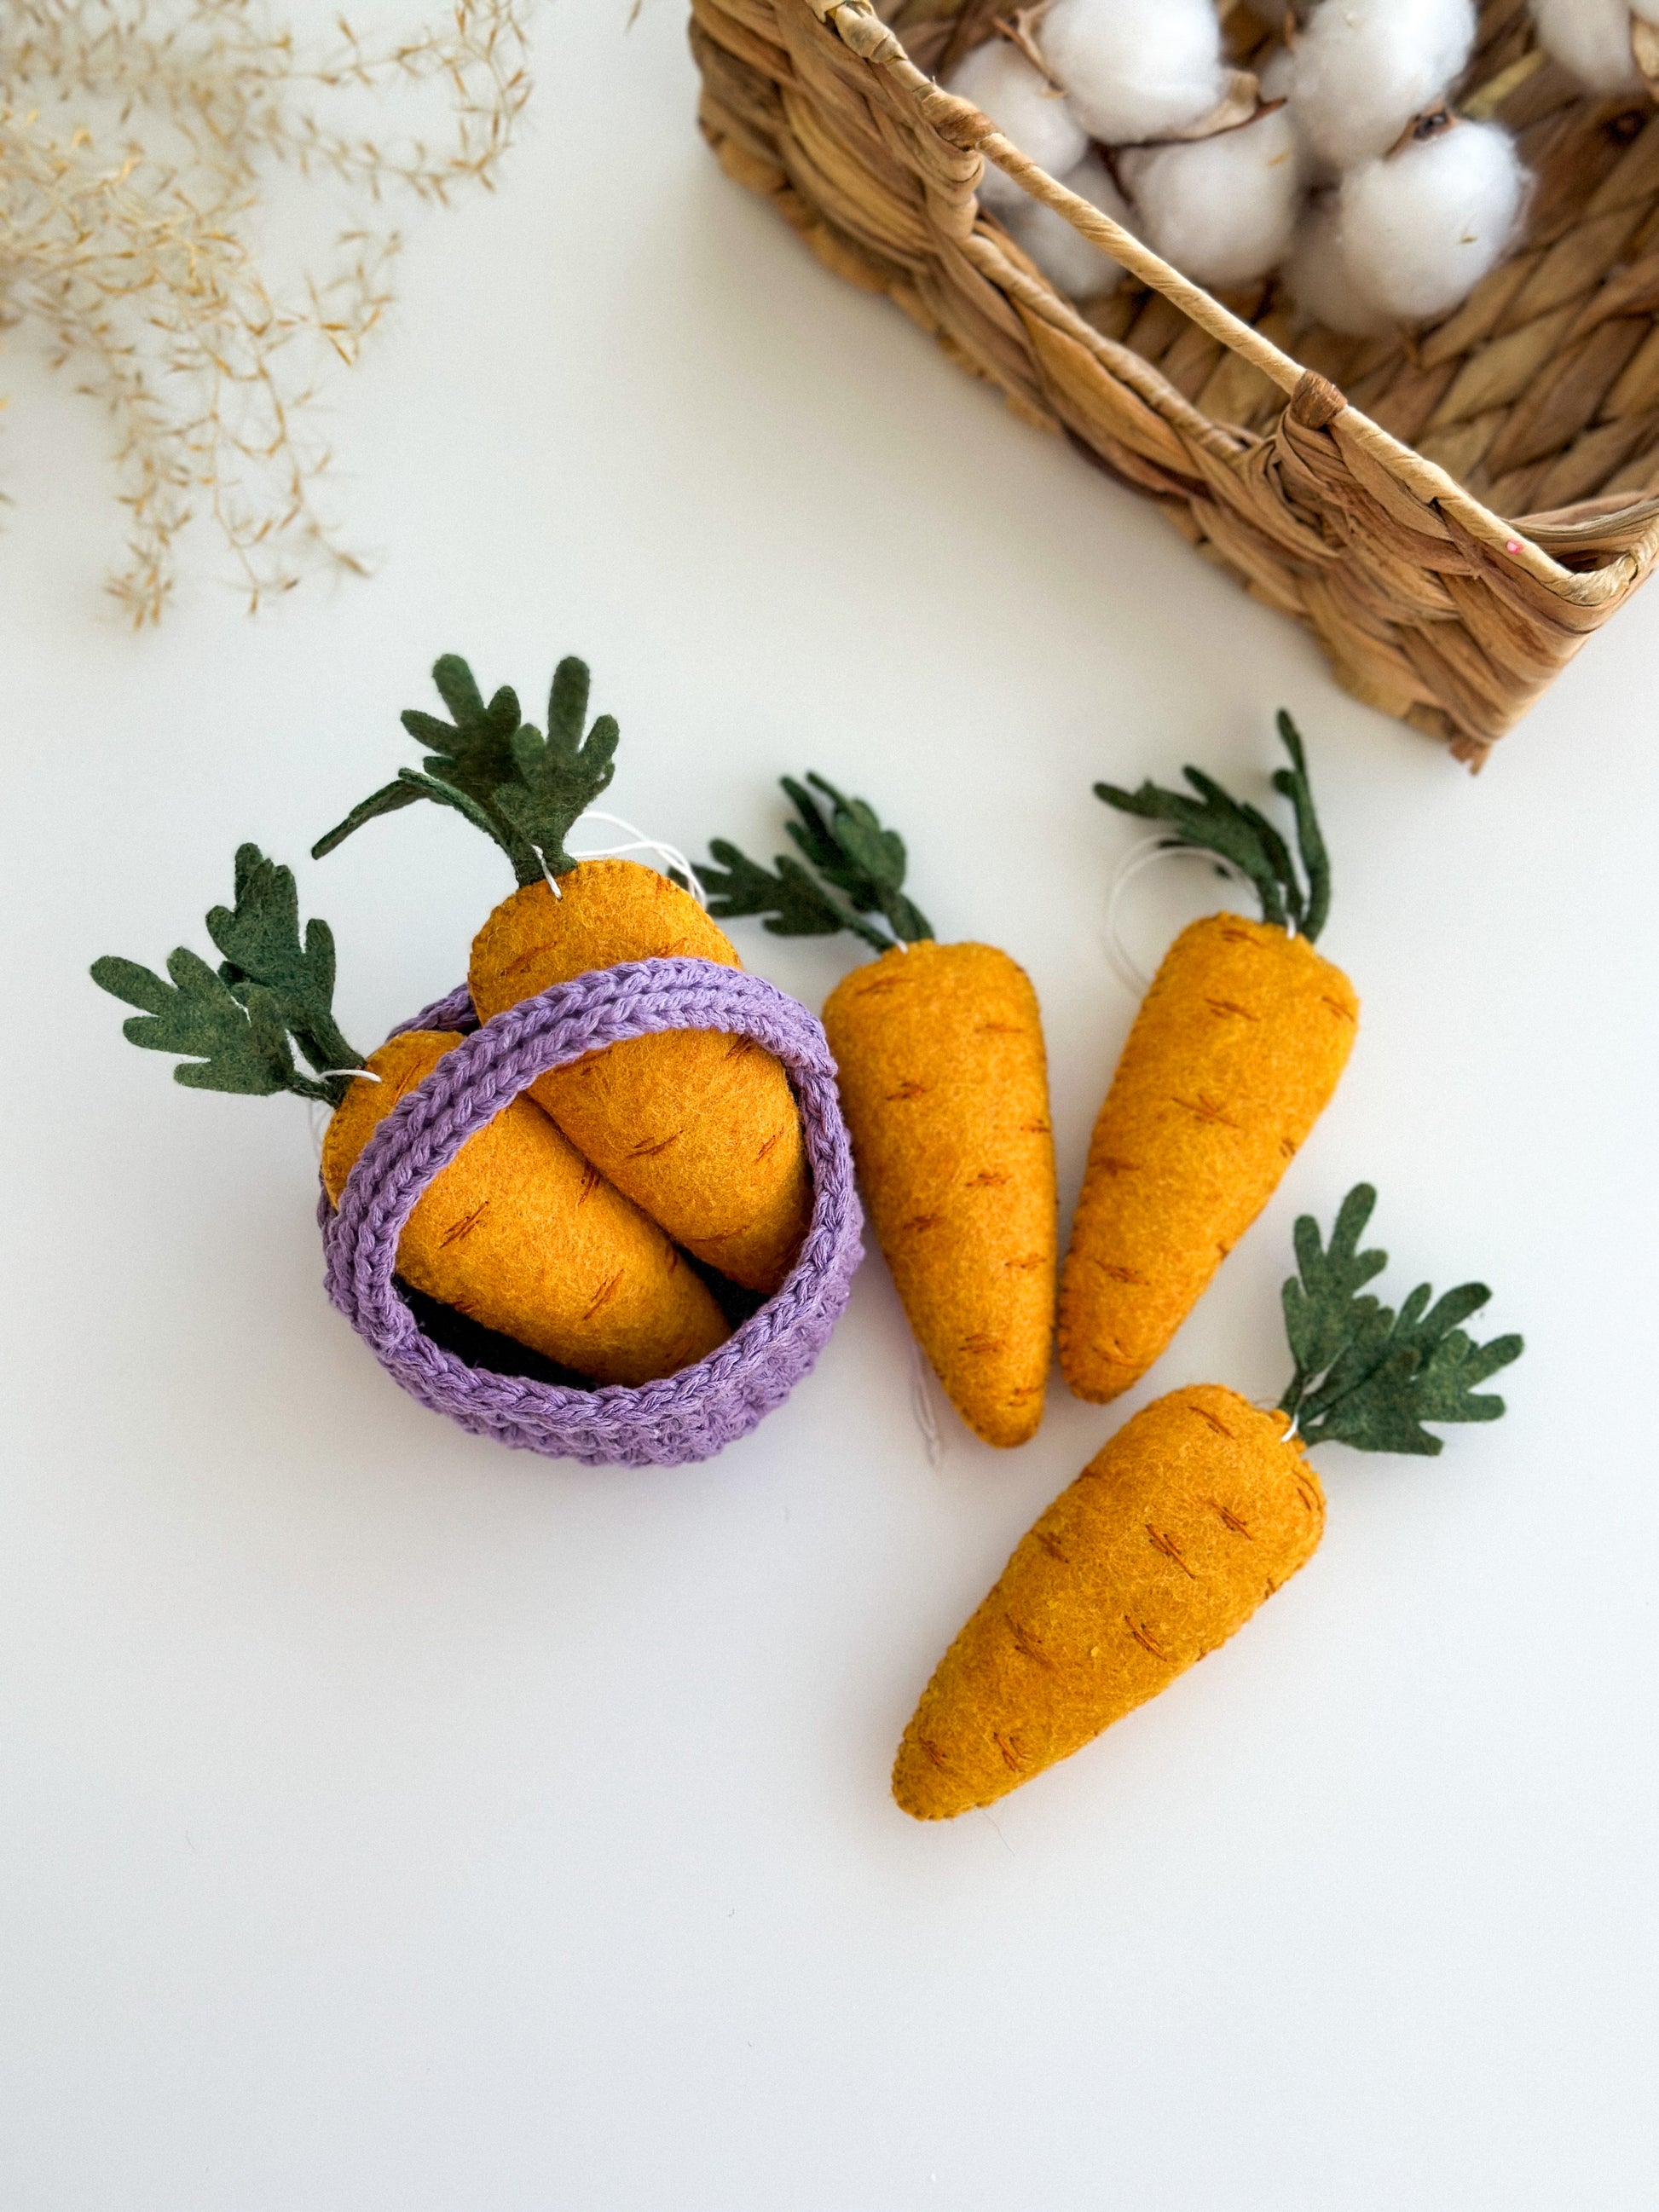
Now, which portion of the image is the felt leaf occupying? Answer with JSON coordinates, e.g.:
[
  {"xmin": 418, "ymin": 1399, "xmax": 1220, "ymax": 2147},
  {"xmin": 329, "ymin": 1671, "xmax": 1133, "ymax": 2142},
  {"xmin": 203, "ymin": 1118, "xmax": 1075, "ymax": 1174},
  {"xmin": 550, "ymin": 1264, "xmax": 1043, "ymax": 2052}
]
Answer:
[
  {"xmin": 204, "ymin": 844, "xmax": 357, "ymax": 1077},
  {"xmin": 92, "ymin": 847, "xmax": 363, "ymax": 1106},
  {"xmin": 1271, "ymin": 712, "xmax": 1332, "ymax": 944},
  {"xmin": 92, "ymin": 948, "xmax": 302, "ymax": 1097},
  {"xmin": 311, "ymin": 650, "xmax": 535, "ymax": 881},
  {"xmin": 1095, "ymin": 712, "xmax": 1333, "ymax": 943},
  {"xmin": 787, "ymin": 773, "xmax": 934, "ymax": 945},
  {"xmin": 1280, "ymin": 1185, "xmax": 1523, "ymax": 1455},
  {"xmin": 492, "ymin": 686, "xmax": 620, "ymax": 877},
  {"xmin": 309, "ymin": 777, "xmax": 425, "ymax": 859},
  {"xmin": 697, "ymin": 840, "xmax": 863, "ymax": 940}
]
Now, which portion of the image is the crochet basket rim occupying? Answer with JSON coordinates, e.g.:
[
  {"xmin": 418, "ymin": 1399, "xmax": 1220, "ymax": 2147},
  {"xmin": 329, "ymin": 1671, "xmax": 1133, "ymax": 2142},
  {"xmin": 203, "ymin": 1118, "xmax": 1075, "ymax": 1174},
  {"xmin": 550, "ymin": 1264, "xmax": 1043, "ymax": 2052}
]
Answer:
[{"xmin": 321, "ymin": 956, "xmax": 863, "ymax": 1469}]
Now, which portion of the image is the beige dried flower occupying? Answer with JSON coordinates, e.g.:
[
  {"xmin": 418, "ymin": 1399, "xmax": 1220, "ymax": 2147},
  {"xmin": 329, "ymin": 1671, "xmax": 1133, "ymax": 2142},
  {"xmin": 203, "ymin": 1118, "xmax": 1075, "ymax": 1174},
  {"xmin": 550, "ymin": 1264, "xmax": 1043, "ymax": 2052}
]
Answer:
[{"xmin": 0, "ymin": 0, "xmax": 531, "ymax": 621}]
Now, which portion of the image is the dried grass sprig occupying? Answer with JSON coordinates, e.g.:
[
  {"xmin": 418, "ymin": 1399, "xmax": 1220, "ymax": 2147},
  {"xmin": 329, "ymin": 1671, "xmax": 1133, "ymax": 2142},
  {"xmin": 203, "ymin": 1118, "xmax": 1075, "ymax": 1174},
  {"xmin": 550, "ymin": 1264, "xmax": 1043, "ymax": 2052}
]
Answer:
[{"xmin": 0, "ymin": 0, "xmax": 532, "ymax": 622}]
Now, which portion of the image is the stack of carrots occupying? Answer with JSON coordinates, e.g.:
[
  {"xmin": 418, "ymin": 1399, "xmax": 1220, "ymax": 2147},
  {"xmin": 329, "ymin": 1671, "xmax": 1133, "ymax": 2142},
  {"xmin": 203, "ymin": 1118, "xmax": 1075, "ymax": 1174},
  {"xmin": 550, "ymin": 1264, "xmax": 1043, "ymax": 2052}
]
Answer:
[
  {"xmin": 95, "ymin": 653, "xmax": 1524, "ymax": 1830},
  {"xmin": 93, "ymin": 650, "xmax": 823, "ymax": 1392}
]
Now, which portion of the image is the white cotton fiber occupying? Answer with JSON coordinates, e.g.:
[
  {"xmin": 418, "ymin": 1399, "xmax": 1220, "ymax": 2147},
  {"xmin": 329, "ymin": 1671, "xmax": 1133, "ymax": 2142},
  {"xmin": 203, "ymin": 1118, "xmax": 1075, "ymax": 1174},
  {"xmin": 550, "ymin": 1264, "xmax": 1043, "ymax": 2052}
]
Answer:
[
  {"xmin": 1285, "ymin": 198, "xmax": 1393, "ymax": 332},
  {"xmin": 1530, "ymin": 0, "xmax": 1659, "ymax": 94},
  {"xmin": 946, "ymin": 39, "xmax": 1087, "ymax": 211},
  {"xmin": 1002, "ymin": 152, "xmax": 1135, "ymax": 299},
  {"xmin": 1039, "ymin": 0, "xmax": 1227, "ymax": 145},
  {"xmin": 1122, "ymin": 107, "xmax": 1305, "ymax": 289},
  {"xmin": 1309, "ymin": 118, "xmax": 1528, "ymax": 328},
  {"xmin": 1291, "ymin": 0, "xmax": 1478, "ymax": 167}
]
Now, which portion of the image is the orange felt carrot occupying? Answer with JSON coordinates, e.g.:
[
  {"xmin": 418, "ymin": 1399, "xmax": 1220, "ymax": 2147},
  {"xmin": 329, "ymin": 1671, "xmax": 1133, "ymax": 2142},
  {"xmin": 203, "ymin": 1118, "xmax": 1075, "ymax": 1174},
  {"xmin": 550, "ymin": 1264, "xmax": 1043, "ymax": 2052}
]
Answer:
[
  {"xmin": 91, "ymin": 846, "xmax": 728, "ymax": 1387},
  {"xmin": 699, "ymin": 776, "xmax": 1056, "ymax": 1449},
  {"xmin": 1059, "ymin": 716, "xmax": 1359, "ymax": 1405},
  {"xmin": 313, "ymin": 654, "xmax": 811, "ymax": 1294},
  {"xmin": 895, "ymin": 1187, "xmax": 1523, "ymax": 1820}
]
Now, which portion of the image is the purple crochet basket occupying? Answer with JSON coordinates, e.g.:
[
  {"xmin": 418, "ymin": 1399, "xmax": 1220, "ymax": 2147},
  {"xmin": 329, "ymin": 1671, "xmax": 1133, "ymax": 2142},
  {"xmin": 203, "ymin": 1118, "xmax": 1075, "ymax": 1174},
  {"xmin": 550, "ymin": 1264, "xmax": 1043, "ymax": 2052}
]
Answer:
[{"xmin": 321, "ymin": 957, "xmax": 863, "ymax": 1468}]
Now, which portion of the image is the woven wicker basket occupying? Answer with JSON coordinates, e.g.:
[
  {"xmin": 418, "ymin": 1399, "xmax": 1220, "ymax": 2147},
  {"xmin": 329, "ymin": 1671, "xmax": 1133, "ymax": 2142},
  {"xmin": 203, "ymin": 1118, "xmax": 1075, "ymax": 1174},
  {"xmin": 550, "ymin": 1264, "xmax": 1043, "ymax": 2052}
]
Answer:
[{"xmin": 691, "ymin": 0, "xmax": 1659, "ymax": 765}]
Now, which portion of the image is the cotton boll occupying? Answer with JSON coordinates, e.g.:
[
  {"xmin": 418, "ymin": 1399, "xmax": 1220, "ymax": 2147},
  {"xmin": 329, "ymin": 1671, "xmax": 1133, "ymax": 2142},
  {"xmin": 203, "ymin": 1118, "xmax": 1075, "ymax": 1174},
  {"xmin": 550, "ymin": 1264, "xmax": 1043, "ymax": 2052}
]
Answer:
[
  {"xmin": 1529, "ymin": 0, "xmax": 1659, "ymax": 94},
  {"xmin": 1001, "ymin": 153, "xmax": 1135, "ymax": 299},
  {"xmin": 946, "ymin": 39, "xmax": 1087, "ymax": 211},
  {"xmin": 1285, "ymin": 197, "xmax": 1393, "ymax": 332},
  {"xmin": 1291, "ymin": 0, "xmax": 1477, "ymax": 167},
  {"xmin": 1336, "ymin": 118, "xmax": 1528, "ymax": 325},
  {"xmin": 1040, "ymin": 0, "xmax": 1227, "ymax": 145},
  {"xmin": 1122, "ymin": 107, "xmax": 1305, "ymax": 290}
]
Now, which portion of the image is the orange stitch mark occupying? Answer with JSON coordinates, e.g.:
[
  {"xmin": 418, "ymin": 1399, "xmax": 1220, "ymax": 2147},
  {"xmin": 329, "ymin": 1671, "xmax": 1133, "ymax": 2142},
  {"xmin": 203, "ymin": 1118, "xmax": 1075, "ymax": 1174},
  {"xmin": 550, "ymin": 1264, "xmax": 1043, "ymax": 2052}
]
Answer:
[
  {"xmin": 1126, "ymin": 1616, "xmax": 1171, "ymax": 1662},
  {"xmin": 992, "ymin": 1730, "xmax": 1028, "ymax": 1773},
  {"xmin": 886, "ymin": 1079, "xmax": 928, "ymax": 1102},
  {"xmin": 1293, "ymin": 1472, "xmax": 1321, "ymax": 1513},
  {"xmin": 629, "ymin": 1131, "xmax": 682, "ymax": 1159},
  {"xmin": 754, "ymin": 1129, "xmax": 783, "ymax": 1162},
  {"xmin": 582, "ymin": 1270, "xmax": 624, "ymax": 1320},
  {"xmin": 1033, "ymin": 1528, "xmax": 1071, "ymax": 1565},
  {"xmin": 1279, "ymin": 1135, "xmax": 1299, "ymax": 1160},
  {"xmin": 976, "ymin": 1020, "xmax": 1023, "ymax": 1035},
  {"xmin": 1024, "ymin": 1118, "xmax": 1052, "ymax": 1135},
  {"xmin": 448, "ymin": 1295, "xmax": 477, "ymax": 1318},
  {"xmin": 1092, "ymin": 1260, "xmax": 1146, "ymax": 1285},
  {"xmin": 907, "ymin": 1214, "xmax": 941, "ymax": 1235},
  {"xmin": 1207, "ymin": 1499, "xmax": 1252, "ymax": 1539},
  {"xmin": 1095, "ymin": 1155, "xmax": 1137, "ymax": 1178},
  {"xmin": 1216, "ymin": 1240, "xmax": 1233, "ymax": 1261},
  {"xmin": 576, "ymin": 1159, "xmax": 603, "ymax": 1205},
  {"xmin": 1172, "ymin": 1093, "xmax": 1240, "ymax": 1130},
  {"xmin": 1321, "ymin": 995, "xmax": 1357, "ymax": 1023},
  {"xmin": 438, "ymin": 1200, "xmax": 490, "ymax": 1248},
  {"xmin": 918, "ymin": 1736, "xmax": 947, "ymax": 1770},
  {"xmin": 1005, "ymin": 1615, "xmax": 1055, "ymax": 1670},
  {"xmin": 1219, "ymin": 925, "xmax": 1254, "ymax": 944},
  {"xmin": 1190, "ymin": 1403, "xmax": 1234, "ymax": 1439},
  {"xmin": 1003, "ymin": 1251, "xmax": 1045, "ymax": 1273},
  {"xmin": 724, "ymin": 1034, "xmax": 758, "ymax": 1060},
  {"xmin": 1146, "ymin": 1524, "xmax": 1197, "ymax": 1580},
  {"xmin": 968, "ymin": 1168, "xmax": 1012, "ymax": 1187},
  {"xmin": 961, "ymin": 1333, "xmax": 1006, "ymax": 1356},
  {"xmin": 1205, "ymin": 997, "xmax": 1258, "ymax": 1021}
]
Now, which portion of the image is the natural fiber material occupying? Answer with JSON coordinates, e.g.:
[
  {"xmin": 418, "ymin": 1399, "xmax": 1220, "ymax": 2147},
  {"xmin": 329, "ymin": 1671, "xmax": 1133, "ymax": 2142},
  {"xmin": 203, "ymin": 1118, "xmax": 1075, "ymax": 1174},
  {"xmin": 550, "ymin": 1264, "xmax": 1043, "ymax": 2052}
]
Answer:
[
  {"xmin": 891, "ymin": 1384, "xmax": 1325, "ymax": 1818},
  {"xmin": 321, "ymin": 959, "xmax": 863, "ymax": 1468},
  {"xmin": 321, "ymin": 1030, "xmax": 731, "ymax": 1388},
  {"xmin": 691, "ymin": 0, "xmax": 1659, "ymax": 762},
  {"xmin": 822, "ymin": 941, "xmax": 1055, "ymax": 1447},
  {"xmin": 1059, "ymin": 914, "xmax": 1358, "ymax": 1403},
  {"xmin": 469, "ymin": 863, "xmax": 812, "ymax": 1292}
]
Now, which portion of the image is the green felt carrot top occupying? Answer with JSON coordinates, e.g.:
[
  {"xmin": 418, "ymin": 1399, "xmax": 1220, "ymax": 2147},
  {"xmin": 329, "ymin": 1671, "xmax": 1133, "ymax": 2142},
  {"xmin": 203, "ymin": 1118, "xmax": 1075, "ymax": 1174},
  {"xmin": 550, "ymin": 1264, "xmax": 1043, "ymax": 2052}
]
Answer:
[
  {"xmin": 697, "ymin": 775, "xmax": 934, "ymax": 954},
  {"xmin": 1096, "ymin": 711, "xmax": 1332, "ymax": 943},
  {"xmin": 312, "ymin": 652, "xmax": 620, "ymax": 887},
  {"xmin": 1278, "ymin": 1186, "xmax": 1523, "ymax": 1455},
  {"xmin": 91, "ymin": 846, "xmax": 365, "ymax": 1107}
]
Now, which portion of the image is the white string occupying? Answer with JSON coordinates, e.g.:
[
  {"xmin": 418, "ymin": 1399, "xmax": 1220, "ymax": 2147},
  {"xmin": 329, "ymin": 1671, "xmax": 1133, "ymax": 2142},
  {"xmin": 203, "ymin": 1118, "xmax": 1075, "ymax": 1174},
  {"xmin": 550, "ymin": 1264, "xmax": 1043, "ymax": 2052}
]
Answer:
[
  {"xmin": 304, "ymin": 1067, "xmax": 382, "ymax": 1161},
  {"xmin": 545, "ymin": 811, "xmax": 709, "ymax": 908},
  {"xmin": 1104, "ymin": 835, "xmax": 1256, "ymax": 998},
  {"xmin": 910, "ymin": 1336, "xmax": 945, "ymax": 1466}
]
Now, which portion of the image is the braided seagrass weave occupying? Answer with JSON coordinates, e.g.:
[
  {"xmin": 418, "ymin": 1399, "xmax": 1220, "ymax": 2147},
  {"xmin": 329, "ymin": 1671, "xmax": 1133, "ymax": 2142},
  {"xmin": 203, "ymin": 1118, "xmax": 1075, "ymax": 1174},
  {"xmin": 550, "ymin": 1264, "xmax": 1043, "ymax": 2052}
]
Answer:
[
  {"xmin": 322, "ymin": 959, "xmax": 863, "ymax": 1468},
  {"xmin": 691, "ymin": 0, "xmax": 1659, "ymax": 763}
]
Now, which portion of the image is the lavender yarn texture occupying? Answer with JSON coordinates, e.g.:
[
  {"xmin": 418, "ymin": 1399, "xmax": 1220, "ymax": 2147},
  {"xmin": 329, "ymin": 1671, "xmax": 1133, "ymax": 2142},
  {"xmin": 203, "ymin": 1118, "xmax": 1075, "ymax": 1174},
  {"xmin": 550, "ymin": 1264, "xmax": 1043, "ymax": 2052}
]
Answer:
[{"xmin": 321, "ymin": 959, "xmax": 863, "ymax": 1468}]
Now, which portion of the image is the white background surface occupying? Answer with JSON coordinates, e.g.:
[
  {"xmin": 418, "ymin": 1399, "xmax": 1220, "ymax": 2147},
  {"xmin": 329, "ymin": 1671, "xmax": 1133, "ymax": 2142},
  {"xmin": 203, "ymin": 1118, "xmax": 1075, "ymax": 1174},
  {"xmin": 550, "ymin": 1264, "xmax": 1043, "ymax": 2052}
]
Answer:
[{"xmin": 3, "ymin": 6, "xmax": 1657, "ymax": 2207}]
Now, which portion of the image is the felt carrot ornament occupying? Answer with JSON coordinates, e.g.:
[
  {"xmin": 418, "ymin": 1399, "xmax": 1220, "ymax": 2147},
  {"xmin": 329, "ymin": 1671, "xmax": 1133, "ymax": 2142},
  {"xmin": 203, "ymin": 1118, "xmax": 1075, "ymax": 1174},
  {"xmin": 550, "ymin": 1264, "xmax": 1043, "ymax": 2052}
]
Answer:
[
  {"xmin": 90, "ymin": 846, "xmax": 729, "ymax": 1388},
  {"xmin": 312, "ymin": 653, "xmax": 812, "ymax": 1295},
  {"xmin": 1060, "ymin": 715, "xmax": 1359, "ymax": 1405},
  {"xmin": 697, "ymin": 776, "xmax": 1056, "ymax": 1450},
  {"xmin": 894, "ymin": 1184, "xmax": 1522, "ymax": 1820}
]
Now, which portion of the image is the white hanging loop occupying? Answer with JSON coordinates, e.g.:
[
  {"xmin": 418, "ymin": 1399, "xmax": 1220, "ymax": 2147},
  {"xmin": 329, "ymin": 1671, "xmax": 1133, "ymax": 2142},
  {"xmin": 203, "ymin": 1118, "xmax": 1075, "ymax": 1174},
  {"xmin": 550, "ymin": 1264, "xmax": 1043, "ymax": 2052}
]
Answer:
[
  {"xmin": 1104, "ymin": 835, "xmax": 1256, "ymax": 998},
  {"xmin": 556, "ymin": 811, "xmax": 709, "ymax": 909}
]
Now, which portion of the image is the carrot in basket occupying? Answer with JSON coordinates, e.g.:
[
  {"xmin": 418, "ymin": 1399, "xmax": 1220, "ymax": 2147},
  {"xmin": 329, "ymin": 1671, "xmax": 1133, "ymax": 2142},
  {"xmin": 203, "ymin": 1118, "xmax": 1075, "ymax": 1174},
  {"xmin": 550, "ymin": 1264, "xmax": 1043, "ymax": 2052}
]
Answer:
[
  {"xmin": 312, "ymin": 652, "xmax": 811, "ymax": 1294},
  {"xmin": 1059, "ymin": 714, "xmax": 1359, "ymax": 1404},
  {"xmin": 697, "ymin": 776, "xmax": 1056, "ymax": 1448},
  {"xmin": 91, "ymin": 846, "xmax": 728, "ymax": 1387},
  {"xmin": 894, "ymin": 1184, "xmax": 1522, "ymax": 1819}
]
